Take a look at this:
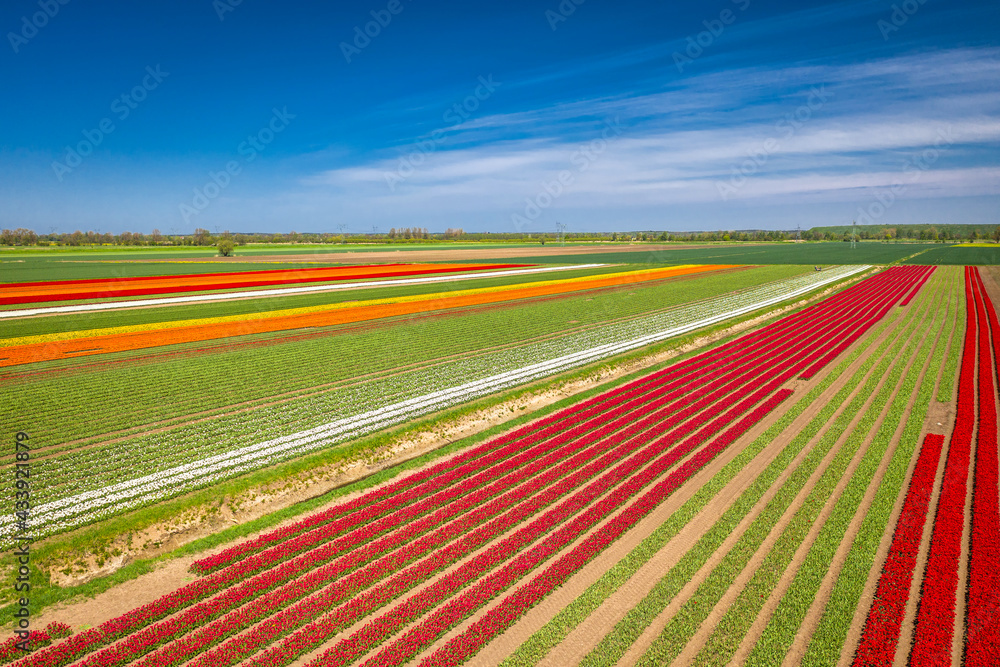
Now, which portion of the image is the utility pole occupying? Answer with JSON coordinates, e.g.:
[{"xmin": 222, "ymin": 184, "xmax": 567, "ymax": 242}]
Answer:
[
  {"xmin": 851, "ymin": 220, "xmax": 857, "ymax": 249},
  {"xmin": 556, "ymin": 222, "xmax": 567, "ymax": 245}
]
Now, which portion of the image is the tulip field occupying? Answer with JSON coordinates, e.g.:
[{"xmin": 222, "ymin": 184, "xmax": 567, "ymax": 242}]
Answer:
[
  {"xmin": 3, "ymin": 247, "xmax": 999, "ymax": 667},
  {"xmin": 1, "ymin": 261, "xmax": 851, "ymax": 540}
]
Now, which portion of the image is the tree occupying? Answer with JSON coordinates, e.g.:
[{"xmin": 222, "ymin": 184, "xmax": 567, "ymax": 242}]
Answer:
[
  {"xmin": 194, "ymin": 228, "xmax": 212, "ymax": 246},
  {"xmin": 993, "ymin": 226, "xmax": 1000, "ymax": 244},
  {"xmin": 217, "ymin": 238, "xmax": 236, "ymax": 257}
]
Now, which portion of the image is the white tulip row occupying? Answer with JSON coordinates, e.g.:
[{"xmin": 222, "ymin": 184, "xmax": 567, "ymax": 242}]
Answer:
[{"xmin": 0, "ymin": 265, "xmax": 867, "ymax": 540}]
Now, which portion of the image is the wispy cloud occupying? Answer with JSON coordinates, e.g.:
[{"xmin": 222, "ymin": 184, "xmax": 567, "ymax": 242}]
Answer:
[{"xmin": 303, "ymin": 48, "xmax": 1000, "ymax": 221}]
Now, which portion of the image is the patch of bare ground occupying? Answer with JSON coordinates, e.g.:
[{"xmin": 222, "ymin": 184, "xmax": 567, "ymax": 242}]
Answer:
[{"xmin": 31, "ymin": 558, "xmax": 201, "ymax": 634}]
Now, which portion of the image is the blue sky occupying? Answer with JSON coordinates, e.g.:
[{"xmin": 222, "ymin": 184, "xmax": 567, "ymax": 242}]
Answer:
[{"xmin": 1, "ymin": 0, "xmax": 997, "ymax": 235}]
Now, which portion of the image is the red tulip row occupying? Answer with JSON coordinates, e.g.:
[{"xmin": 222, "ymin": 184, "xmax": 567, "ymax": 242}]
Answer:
[
  {"xmin": 304, "ymin": 379, "xmax": 795, "ymax": 667},
  {"xmin": 911, "ymin": 266, "xmax": 979, "ymax": 663},
  {"xmin": 852, "ymin": 433, "xmax": 945, "ymax": 666},
  {"xmin": 0, "ymin": 625, "xmax": 72, "ymax": 666},
  {"xmin": 800, "ymin": 266, "xmax": 934, "ymax": 379},
  {"xmin": 0, "ymin": 264, "xmax": 528, "ymax": 306},
  {"xmin": 418, "ymin": 390, "xmax": 795, "ymax": 667},
  {"xmin": 239, "ymin": 328, "xmax": 849, "ymax": 667},
  {"xmin": 12, "ymin": 268, "xmax": 924, "ymax": 667},
  {"xmin": 406, "ymin": 277, "xmax": 922, "ymax": 667},
  {"xmin": 119, "ymin": 346, "xmax": 780, "ymax": 667},
  {"xmin": 963, "ymin": 267, "xmax": 1000, "ymax": 666},
  {"xmin": 901, "ymin": 266, "xmax": 936, "ymax": 306}
]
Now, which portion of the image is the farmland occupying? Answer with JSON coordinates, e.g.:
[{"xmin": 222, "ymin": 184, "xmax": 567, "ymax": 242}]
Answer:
[{"xmin": 1, "ymin": 243, "xmax": 998, "ymax": 666}]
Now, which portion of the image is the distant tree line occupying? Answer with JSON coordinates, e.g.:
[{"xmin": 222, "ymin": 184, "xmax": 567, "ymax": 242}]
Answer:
[{"xmin": 2, "ymin": 224, "xmax": 998, "ymax": 248}]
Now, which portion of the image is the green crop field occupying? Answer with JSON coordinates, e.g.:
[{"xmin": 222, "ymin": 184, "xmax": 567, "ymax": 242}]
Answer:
[{"xmin": 490, "ymin": 242, "xmax": 948, "ymax": 266}]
